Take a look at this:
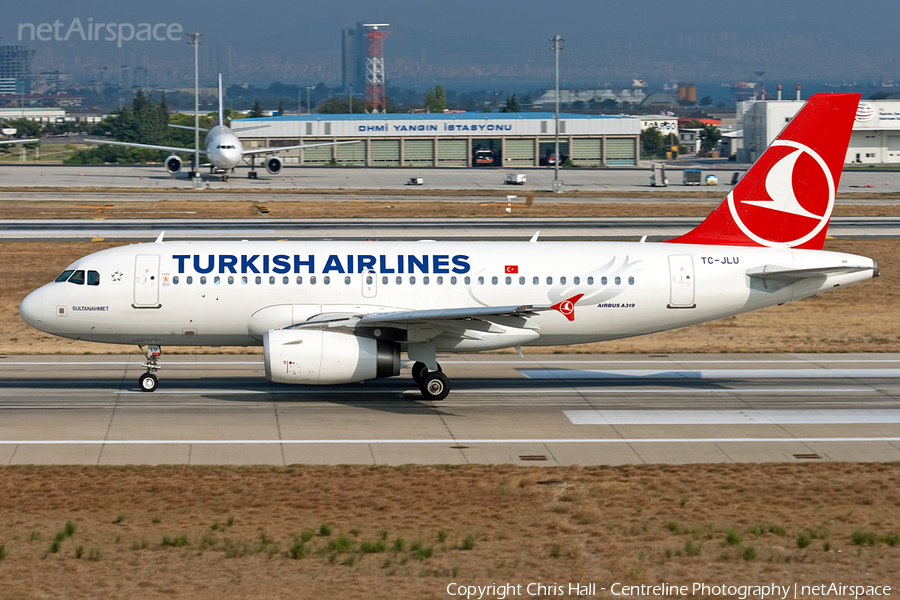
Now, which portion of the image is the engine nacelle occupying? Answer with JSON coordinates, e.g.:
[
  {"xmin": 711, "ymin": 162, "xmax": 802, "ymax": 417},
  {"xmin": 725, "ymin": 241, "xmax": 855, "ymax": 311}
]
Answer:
[
  {"xmin": 263, "ymin": 329, "xmax": 399, "ymax": 385},
  {"xmin": 165, "ymin": 155, "xmax": 182, "ymax": 173},
  {"xmin": 265, "ymin": 155, "xmax": 283, "ymax": 174}
]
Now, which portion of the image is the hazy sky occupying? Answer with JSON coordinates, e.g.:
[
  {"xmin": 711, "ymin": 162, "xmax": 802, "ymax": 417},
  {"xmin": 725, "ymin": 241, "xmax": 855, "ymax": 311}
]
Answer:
[{"xmin": 4, "ymin": 1, "xmax": 900, "ymax": 86}]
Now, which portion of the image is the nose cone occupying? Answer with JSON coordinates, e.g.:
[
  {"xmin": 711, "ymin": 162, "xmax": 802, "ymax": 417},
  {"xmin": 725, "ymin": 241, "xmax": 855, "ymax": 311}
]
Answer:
[{"xmin": 19, "ymin": 288, "xmax": 44, "ymax": 329}]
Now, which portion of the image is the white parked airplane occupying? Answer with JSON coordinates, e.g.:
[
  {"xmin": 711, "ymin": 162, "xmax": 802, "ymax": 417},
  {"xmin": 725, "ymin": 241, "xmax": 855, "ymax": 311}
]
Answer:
[
  {"xmin": 85, "ymin": 74, "xmax": 358, "ymax": 181},
  {"xmin": 21, "ymin": 93, "xmax": 877, "ymax": 400}
]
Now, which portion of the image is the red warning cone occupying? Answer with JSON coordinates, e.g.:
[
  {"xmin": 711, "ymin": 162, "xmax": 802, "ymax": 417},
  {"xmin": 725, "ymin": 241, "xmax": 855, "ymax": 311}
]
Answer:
[{"xmin": 80, "ymin": 172, "xmax": 83, "ymax": 176}]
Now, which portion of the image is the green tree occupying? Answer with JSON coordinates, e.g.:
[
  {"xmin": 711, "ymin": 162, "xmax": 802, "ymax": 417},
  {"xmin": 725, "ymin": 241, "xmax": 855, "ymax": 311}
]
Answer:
[
  {"xmin": 686, "ymin": 120, "xmax": 722, "ymax": 154},
  {"xmin": 501, "ymin": 93, "xmax": 520, "ymax": 113},
  {"xmin": 249, "ymin": 99, "xmax": 264, "ymax": 118},
  {"xmin": 641, "ymin": 127, "xmax": 666, "ymax": 158},
  {"xmin": 425, "ymin": 85, "xmax": 446, "ymax": 113},
  {"xmin": 277, "ymin": 98, "xmax": 285, "ymax": 116},
  {"xmin": 315, "ymin": 97, "xmax": 370, "ymax": 114},
  {"xmin": 699, "ymin": 95, "xmax": 712, "ymax": 107}
]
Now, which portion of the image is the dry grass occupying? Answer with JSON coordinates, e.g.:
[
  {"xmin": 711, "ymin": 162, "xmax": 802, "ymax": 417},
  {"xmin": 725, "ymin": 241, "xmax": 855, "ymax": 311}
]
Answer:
[
  {"xmin": 3, "ymin": 199, "xmax": 900, "ymax": 220},
  {"xmin": 0, "ymin": 464, "xmax": 897, "ymax": 599},
  {"xmin": 0, "ymin": 238, "xmax": 896, "ymax": 355}
]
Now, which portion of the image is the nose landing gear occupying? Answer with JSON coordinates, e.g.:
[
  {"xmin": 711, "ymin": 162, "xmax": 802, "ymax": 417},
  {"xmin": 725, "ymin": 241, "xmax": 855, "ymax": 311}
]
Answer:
[{"xmin": 139, "ymin": 344, "xmax": 161, "ymax": 392}]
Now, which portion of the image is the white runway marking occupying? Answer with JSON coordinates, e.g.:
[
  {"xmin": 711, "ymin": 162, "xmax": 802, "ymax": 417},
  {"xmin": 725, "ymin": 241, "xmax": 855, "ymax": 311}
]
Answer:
[
  {"xmin": 565, "ymin": 409, "xmax": 900, "ymax": 425},
  {"xmin": 0, "ymin": 437, "xmax": 899, "ymax": 445},
  {"xmin": 108, "ymin": 387, "xmax": 875, "ymax": 396},
  {"xmin": 523, "ymin": 368, "xmax": 900, "ymax": 380}
]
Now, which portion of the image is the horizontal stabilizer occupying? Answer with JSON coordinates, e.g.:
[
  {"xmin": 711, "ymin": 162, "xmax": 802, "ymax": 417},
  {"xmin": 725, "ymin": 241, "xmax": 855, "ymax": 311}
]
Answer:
[{"xmin": 747, "ymin": 264, "xmax": 876, "ymax": 281}]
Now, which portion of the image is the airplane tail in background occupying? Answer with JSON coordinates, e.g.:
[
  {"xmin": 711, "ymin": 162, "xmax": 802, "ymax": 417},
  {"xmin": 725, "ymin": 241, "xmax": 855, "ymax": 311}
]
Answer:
[
  {"xmin": 218, "ymin": 73, "xmax": 224, "ymax": 127},
  {"xmin": 667, "ymin": 93, "xmax": 860, "ymax": 250}
]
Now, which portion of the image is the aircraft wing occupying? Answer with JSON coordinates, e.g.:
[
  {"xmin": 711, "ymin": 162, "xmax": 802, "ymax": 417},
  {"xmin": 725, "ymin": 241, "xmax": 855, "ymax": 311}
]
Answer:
[
  {"xmin": 167, "ymin": 124, "xmax": 209, "ymax": 132},
  {"xmin": 288, "ymin": 295, "xmax": 586, "ymax": 338},
  {"xmin": 0, "ymin": 139, "xmax": 39, "ymax": 145},
  {"xmin": 242, "ymin": 140, "xmax": 362, "ymax": 156},
  {"xmin": 747, "ymin": 265, "xmax": 877, "ymax": 281},
  {"xmin": 84, "ymin": 139, "xmax": 208, "ymax": 155}
]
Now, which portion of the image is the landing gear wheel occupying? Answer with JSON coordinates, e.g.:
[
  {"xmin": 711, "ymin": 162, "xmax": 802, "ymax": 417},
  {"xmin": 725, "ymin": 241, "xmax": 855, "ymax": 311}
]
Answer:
[
  {"xmin": 420, "ymin": 372, "xmax": 450, "ymax": 401},
  {"xmin": 139, "ymin": 372, "xmax": 158, "ymax": 392}
]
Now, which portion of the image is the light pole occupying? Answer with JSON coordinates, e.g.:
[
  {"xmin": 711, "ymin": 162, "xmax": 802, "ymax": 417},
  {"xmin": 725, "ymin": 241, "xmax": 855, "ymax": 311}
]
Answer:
[
  {"xmin": 306, "ymin": 85, "xmax": 314, "ymax": 114},
  {"xmin": 549, "ymin": 35, "xmax": 564, "ymax": 193},
  {"xmin": 187, "ymin": 32, "xmax": 202, "ymax": 186}
]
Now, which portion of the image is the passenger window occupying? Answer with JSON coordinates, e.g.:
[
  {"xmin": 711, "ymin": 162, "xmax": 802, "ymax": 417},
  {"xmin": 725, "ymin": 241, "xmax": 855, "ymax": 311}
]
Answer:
[
  {"xmin": 283, "ymin": 276, "xmax": 289, "ymax": 285},
  {"xmin": 423, "ymin": 276, "xmax": 429, "ymax": 285},
  {"xmin": 560, "ymin": 276, "xmax": 567, "ymax": 285},
  {"xmin": 323, "ymin": 276, "xmax": 330, "ymax": 285},
  {"xmin": 573, "ymin": 276, "xmax": 580, "ymax": 285},
  {"xmin": 450, "ymin": 276, "xmax": 457, "ymax": 285},
  {"xmin": 464, "ymin": 276, "xmax": 470, "ymax": 285},
  {"xmin": 436, "ymin": 276, "xmax": 443, "ymax": 285},
  {"xmin": 587, "ymin": 276, "xmax": 594, "ymax": 285},
  {"xmin": 628, "ymin": 276, "xmax": 635, "ymax": 285},
  {"xmin": 409, "ymin": 276, "xmax": 416, "ymax": 285},
  {"xmin": 546, "ymin": 276, "xmax": 552, "ymax": 285},
  {"xmin": 478, "ymin": 276, "xmax": 484, "ymax": 285},
  {"xmin": 518, "ymin": 276, "xmax": 524, "ymax": 285},
  {"xmin": 55, "ymin": 270, "xmax": 74, "ymax": 283},
  {"xmin": 366, "ymin": 275, "xmax": 373, "ymax": 285},
  {"xmin": 186, "ymin": 276, "xmax": 193, "ymax": 285},
  {"xmin": 254, "ymin": 276, "xmax": 261, "ymax": 285},
  {"xmin": 396, "ymin": 276, "xmax": 402, "ymax": 285},
  {"xmin": 296, "ymin": 276, "xmax": 303, "ymax": 284},
  {"xmin": 382, "ymin": 276, "xmax": 388, "ymax": 284},
  {"xmin": 601, "ymin": 276, "xmax": 607, "ymax": 285},
  {"xmin": 310, "ymin": 276, "xmax": 317, "ymax": 285},
  {"xmin": 269, "ymin": 276, "xmax": 275, "ymax": 284},
  {"xmin": 200, "ymin": 276, "xmax": 207, "ymax": 285},
  {"xmin": 505, "ymin": 276, "xmax": 511, "ymax": 285},
  {"xmin": 615, "ymin": 276, "xmax": 621, "ymax": 285},
  {"xmin": 228, "ymin": 276, "xmax": 235, "ymax": 285},
  {"xmin": 344, "ymin": 276, "xmax": 351, "ymax": 285},
  {"xmin": 491, "ymin": 276, "xmax": 498, "ymax": 285},
  {"xmin": 172, "ymin": 276, "xmax": 179, "ymax": 285},
  {"xmin": 214, "ymin": 276, "xmax": 221, "ymax": 285},
  {"xmin": 87, "ymin": 270, "xmax": 100, "ymax": 286},
  {"xmin": 68, "ymin": 270, "xmax": 85, "ymax": 285},
  {"xmin": 533, "ymin": 276, "xmax": 539, "ymax": 285}
]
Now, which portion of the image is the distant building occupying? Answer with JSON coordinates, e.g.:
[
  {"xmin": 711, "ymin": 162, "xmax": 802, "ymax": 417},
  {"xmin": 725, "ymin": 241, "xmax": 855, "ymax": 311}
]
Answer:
[
  {"xmin": 234, "ymin": 112, "xmax": 640, "ymax": 167},
  {"xmin": 341, "ymin": 23, "xmax": 367, "ymax": 92},
  {"xmin": 740, "ymin": 98, "xmax": 900, "ymax": 164},
  {"xmin": 31, "ymin": 71, "xmax": 73, "ymax": 94},
  {"xmin": 133, "ymin": 67, "xmax": 148, "ymax": 90},
  {"xmin": 117, "ymin": 66, "xmax": 132, "ymax": 90},
  {"xmin": 639, "ymin": 116, "xmax": 678, "ymax": 137},
  {"xmin": 535, "ymin": 88, "xmax": 646, "ymax": 109},
  {"xmin": 0, "ymin": 45, "xmax": 35, "ymax": 95}
]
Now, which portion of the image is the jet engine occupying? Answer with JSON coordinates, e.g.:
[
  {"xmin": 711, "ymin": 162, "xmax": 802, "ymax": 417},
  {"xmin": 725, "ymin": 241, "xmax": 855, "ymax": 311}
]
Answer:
[
  {"xmin": 263, "ymin": 329, "xmax": 399, "ymax": 385},
  {"xmin": 265, "ymin": 155, "xmax": 283, "ymax": 175},
  {"xmin": 165, "ymin": 155, "xmax": 183, "ymax": 173}
]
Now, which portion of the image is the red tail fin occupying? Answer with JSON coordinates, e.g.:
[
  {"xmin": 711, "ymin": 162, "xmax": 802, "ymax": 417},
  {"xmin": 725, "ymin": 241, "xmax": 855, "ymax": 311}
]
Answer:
[{"xmin": 667, "ymin": 93, "xmax": 860, "ymax": 249}]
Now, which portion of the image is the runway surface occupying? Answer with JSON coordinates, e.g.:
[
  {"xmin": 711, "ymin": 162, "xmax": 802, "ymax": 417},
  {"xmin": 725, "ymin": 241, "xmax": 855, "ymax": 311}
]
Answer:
[
  {"xmin": 3, "ymin": 216, "xmax": 900, "ymax": 241},
  {"xmin": 2, "ymin": 163, "xmax": 900, "ymax": 195},
  {"xmin": 1, "ymin": 353, "xmax": 899, "ymax": 466}
]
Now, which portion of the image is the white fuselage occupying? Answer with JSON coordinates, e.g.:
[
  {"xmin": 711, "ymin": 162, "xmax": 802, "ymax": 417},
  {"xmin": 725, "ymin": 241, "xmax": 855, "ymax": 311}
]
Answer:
[
  {"xmin": 19, "ymin": 240, "xmax": 876, "ymax": 351},
  {"xmin": 203, "ymin": 125, "xmax": 243, "ymax": 171}
]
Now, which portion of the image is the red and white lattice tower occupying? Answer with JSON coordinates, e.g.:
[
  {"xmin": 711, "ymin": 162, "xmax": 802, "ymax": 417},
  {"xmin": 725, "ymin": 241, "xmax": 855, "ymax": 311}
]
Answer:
[{"xmin": 362, "ymin": 23, "xmax": 390, "ymax": 113}]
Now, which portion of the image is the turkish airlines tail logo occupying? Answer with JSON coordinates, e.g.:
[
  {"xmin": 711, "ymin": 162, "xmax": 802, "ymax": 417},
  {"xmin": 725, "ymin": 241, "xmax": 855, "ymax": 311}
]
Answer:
[{"xmin": 667, "ymin": 93, "xmax": 860, "ymax": 250}]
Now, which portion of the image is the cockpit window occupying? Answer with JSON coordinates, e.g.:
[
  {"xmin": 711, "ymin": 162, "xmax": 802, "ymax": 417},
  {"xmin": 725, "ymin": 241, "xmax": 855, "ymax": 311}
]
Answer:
[
  {"xmin": 55, "ymin": 270, "xmax": 75, "ymax": 283},
  {"xmin": 87, "ymin": 270, "xmax": 100, "ymax": 286},
  {"xmin": 67, "ymin": 270, "xmax": 85, "ymax": 285}
]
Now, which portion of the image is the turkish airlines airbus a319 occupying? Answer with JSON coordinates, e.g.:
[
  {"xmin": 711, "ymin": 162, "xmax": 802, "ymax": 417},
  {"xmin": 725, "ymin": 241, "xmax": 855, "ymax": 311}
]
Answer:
[{"xmin": 20, "ymin": 93, "xmax": 877, "ymax": 400}]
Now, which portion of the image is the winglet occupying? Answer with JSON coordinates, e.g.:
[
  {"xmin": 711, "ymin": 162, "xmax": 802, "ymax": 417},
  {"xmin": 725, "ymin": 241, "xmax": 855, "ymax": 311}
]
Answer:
[
  {"xmin": 551, "ymin": 293, "xmax": 584, "ymax": 322},
  {"xmin": 155, "ymin": 231, "xmax": 165, "ymax": 243},
  {"xmin": 530, "ymin": 231, "xmax": 540, "ymax": 243}
]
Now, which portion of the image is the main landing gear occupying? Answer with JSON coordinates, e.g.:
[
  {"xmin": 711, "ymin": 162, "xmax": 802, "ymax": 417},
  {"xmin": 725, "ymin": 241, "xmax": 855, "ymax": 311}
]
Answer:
[
  {"xmin": 412, "ymin": 361, "xmax": 449, "ymax": 401},
  {"xmin": 139, "ymin": 344, "xmax": 161, "ymax": 392}
]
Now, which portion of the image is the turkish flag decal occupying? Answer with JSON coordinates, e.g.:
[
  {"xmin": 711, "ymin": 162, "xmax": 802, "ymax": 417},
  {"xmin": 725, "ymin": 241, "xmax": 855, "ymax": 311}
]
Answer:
[{"xmin": 505, "ymin": 265, "xmax": 518, "ymax": 273}]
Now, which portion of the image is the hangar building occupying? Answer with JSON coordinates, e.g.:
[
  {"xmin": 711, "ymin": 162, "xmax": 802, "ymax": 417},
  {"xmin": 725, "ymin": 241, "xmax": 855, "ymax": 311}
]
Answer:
[
  {"xmin": 233, "ymin": 112, "xmax": 640, "ymax": 168},
  {"xmin": 740, "ymin": 99, "xmax": 900, "ymax": 164}
]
